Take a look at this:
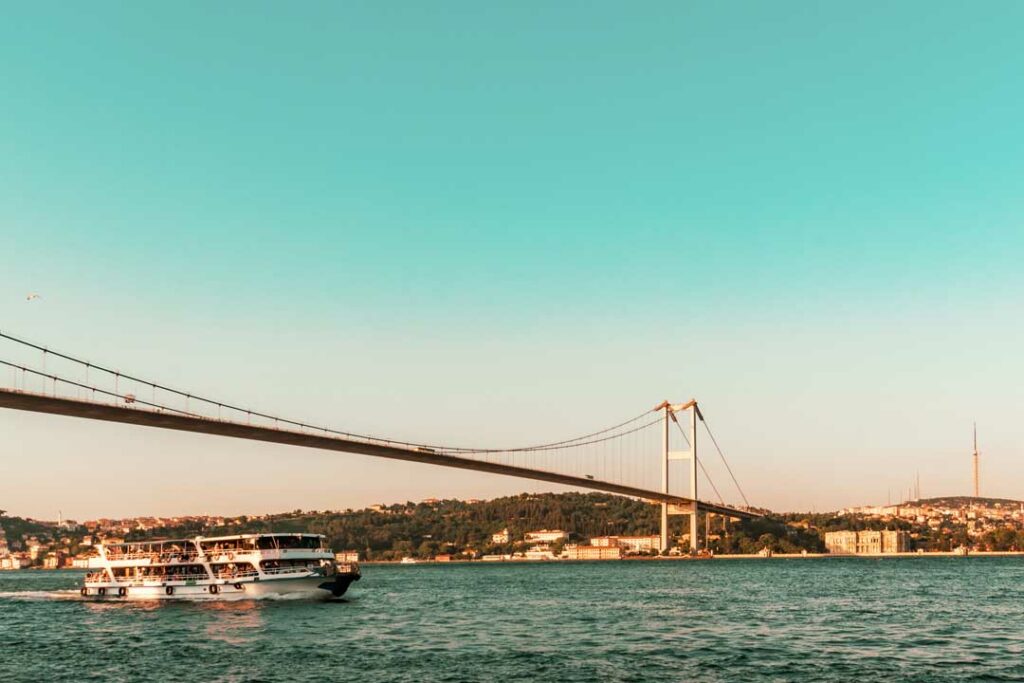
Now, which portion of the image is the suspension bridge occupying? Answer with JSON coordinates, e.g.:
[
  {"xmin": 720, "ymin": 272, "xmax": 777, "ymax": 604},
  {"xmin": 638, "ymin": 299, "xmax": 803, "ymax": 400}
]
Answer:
[{"xmin": 0, "ymin": 331, "xmax": 760, "ymax": 551}]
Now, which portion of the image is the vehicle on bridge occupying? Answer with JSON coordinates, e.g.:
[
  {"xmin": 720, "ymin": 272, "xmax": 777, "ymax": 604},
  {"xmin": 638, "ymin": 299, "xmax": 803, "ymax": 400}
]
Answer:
[{"xmin": 80, "ymin": 533, "xmax": 359, "ymax": 600}]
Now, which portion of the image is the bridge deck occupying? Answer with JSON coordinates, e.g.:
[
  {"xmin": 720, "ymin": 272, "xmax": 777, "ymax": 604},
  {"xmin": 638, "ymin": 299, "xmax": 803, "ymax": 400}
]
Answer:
[{"xmin": 0, "ymin": 389, "xmax": 758, "ymax": 520}]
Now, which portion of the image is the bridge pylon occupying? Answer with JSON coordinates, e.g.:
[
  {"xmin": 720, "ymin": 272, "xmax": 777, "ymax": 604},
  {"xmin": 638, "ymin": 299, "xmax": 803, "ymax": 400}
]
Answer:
[{"xmin": 657, "ymin": 399, "xmax": 699, "ymax": 554}]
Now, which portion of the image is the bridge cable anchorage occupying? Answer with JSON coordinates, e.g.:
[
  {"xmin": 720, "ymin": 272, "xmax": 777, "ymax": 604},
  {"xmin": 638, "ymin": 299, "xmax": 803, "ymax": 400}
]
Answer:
[{"xmin": 699, "ymin": 413, "xmax": 751, "ymax": 508}]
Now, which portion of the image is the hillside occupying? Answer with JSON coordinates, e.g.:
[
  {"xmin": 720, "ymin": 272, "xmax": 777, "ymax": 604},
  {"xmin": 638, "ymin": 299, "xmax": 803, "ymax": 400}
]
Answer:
[
  {"xmin": 913, "ymin": 496, "xmax": 1024, "ymax": 508},
  {"xmin": 126, "ymin": 493, "xmax": 821, "ymax": 559},
  {"xmin": 0, "ymin": 515, "xmax": 57, "ymax": 540}
]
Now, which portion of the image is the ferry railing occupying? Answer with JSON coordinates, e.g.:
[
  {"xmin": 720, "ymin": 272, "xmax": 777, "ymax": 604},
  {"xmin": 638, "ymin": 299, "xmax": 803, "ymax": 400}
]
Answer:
[
  {"xmin": 202, "ymin": 548, "xmax": 328, "ymax": 557},
  {"xmin": 102, "ymin": 548, "xmax": 331, "ymax": 563},
  {"xmin": 213, "ymin": 568, "xmax": 259, "ymax": 579},
  {"xmin": 152, "ymin": 573, "xmax": 212, "ymax": 584},
  {"xmin": 86, "ymin": 572, "xmax": 213, "ymax": 585},
  {"xmin": 204, "ymin": 552, "xmax": 259, "ymax": 562},
  {"xmin": 103, "ymin": 551, "xmax": 202, "ymax": 563},
  {"xmin": 162, "ymin": 573, "xmax": 215, "ymax": 581},
  {"xmin": 260, "ymin": 566, "xmax": 321, "ymax": 577}
]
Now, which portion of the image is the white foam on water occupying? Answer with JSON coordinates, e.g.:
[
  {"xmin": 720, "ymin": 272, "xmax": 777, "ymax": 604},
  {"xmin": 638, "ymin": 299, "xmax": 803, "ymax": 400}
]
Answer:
[
  {"xmin": 0, "ymin": 589, "xmax": 82, "ymax": 601},
  {"xmin": 0, "ymin": 589, "xmax": 337, "ymax": 603}
]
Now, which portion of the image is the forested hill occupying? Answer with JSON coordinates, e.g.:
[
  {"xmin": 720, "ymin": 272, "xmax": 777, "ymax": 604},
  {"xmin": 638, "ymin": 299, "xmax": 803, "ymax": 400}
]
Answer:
[
  {"xmin": 11, "ymin": 492, "xmax": 1024, "ymax": 561},
  {"xmin": 127, "ymin": 492, "xmax": 818, "ymax": 560},
  {"xmin": 133, "ymin": 493, "xmax": 661, "ymax": 559},
  {"xmin": 0, "ymin": 515, "xmax": 55, "ymax": 540}
]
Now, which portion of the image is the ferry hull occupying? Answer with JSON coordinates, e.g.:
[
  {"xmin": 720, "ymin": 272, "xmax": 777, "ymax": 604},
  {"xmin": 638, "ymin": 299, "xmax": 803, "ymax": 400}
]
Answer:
[{"xmin": 81, "ymin": 573, "xmax": 359, "ymax": 601}]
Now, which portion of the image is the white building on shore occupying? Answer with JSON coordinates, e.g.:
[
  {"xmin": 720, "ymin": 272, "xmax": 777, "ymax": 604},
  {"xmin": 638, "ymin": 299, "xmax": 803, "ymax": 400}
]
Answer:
[
  {"xmin": 524, "ymin": 529, "xmax": 567, "ymax": 544},
  {"xmin": 825, "ymin": 530, "xmax": 909, "ymax": 555},
  {"xmin": 590, "ymin": 535, "xmax": 663, "ymax": 554}
]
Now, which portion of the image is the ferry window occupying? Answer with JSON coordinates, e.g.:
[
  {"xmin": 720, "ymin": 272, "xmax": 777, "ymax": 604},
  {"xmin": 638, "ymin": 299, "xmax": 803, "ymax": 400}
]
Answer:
[{"xmin": 257, "ymin": 537, "xmax": 278, "ymax": 550}]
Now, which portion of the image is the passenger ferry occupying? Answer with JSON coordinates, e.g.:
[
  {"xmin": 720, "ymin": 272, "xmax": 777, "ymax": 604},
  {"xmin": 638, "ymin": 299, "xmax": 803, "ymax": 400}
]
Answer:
[{"xmin": 81, "ymin": 533, "xmax": 359, "ymax": 600}]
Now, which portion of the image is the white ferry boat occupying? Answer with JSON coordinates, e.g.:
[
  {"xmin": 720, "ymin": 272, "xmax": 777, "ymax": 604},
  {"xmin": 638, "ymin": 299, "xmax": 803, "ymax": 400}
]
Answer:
[{"xmin": 81, "ymin": 533, "xmax": 360, "ymax": 600}]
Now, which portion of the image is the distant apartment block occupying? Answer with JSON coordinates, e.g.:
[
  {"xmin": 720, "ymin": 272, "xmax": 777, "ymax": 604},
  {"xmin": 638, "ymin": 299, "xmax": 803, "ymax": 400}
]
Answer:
[
  {"xmin": 335, "ymin": 551, "xmax": 360, "ymax": 563},
  {"xmin": 825, "ymin": 530, "xmax": 909, "ymax": 555},
  {"xmin": 491, "ymin": 528, "xmax": 510, "ymax": 544}
]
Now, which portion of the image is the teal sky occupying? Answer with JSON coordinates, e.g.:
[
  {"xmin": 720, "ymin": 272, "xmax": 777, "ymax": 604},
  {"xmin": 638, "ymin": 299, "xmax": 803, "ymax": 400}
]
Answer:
[{"xmin": 2, "ymin": 2, "xmax": 1022, "ymax": 519}]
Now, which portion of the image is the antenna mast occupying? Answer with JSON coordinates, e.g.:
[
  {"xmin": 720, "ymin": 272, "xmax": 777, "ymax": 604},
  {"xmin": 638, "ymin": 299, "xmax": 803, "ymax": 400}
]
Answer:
[{"xmin": 972, "ymin": 423, "xmax": 980, "ymax": 498}]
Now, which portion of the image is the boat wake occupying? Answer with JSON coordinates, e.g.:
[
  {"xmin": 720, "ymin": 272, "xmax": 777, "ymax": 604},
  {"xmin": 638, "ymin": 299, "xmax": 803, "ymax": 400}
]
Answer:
[
  {"xmin": 0, "ymin": 589, "xmax": 82, "ymax": 601},
  {"xmin": 0, "ymin": 589, "xmax": 342, "ymax": 603}
]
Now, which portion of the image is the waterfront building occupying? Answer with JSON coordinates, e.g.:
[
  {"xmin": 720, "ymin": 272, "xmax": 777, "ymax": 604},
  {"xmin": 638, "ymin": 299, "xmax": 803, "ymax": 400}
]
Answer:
[
  {"xmin": 824, "ymin": 530, "xmax": 909, "ymax": 555},
  {"xmin": 335, "ymin": 551, "xmax": 360, "ymax": 563},
  {"xmin": 590, "ymin": 535, "xmax": 662, "ymax": 554},
  {"xmin": 524, "ymin": 529, "xmax": 567, "ymax": 543},
  {"xmin": 491, "ymin": 529, "xmax": 510, "ymax": 544},
  {"xmin": 524, "ymin": 550, "xmax": 556, "ymax": 560},
  {"xmin": 1, "ymin": 553, "xmax": 28, "ymax": 570},
  {"xmin": 824, "ymin": 531, "xmax": 858, "ymax": 554},
  {"xmin": 562, "ymin": 545, "xmax": 622, "ymax": 560}
]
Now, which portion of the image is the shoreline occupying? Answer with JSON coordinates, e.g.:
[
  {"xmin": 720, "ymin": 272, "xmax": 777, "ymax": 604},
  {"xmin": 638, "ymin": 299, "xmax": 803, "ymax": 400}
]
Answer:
[
  {"xmin": 7, "ymin": 551, "xmax": 1024, "ymax": 572},
  {"xmin": 360, "ymin": 550, "xmax": 1024, "ymax": 565}
]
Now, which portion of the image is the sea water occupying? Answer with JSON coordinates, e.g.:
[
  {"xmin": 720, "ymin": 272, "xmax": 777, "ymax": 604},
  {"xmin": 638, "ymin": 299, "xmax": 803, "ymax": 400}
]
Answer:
[{"xmin": 2, "ymin": 558, "xmax": 1023, "ymax": 682}]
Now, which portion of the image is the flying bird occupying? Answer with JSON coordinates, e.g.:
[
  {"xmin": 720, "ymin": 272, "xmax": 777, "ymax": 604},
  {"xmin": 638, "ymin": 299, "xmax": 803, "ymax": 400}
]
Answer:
[{"xmin": 26, "ymin": 293, "xmax": 41, "ymax": 301}]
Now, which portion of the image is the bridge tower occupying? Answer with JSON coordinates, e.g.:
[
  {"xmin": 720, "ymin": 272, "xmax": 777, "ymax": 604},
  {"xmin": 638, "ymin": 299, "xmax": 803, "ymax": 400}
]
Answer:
[{"xmin": 658, "ymin": 400, "xmax": 699, "ymax": 553}]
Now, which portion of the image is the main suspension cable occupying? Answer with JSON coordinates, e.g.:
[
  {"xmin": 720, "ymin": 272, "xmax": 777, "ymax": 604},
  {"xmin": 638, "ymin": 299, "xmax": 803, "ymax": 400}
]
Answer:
[
  {"xmin": 672, "ymin": 417, "xmax": 724, "ymax": 504},
  {"xmin": 0, "ymin": 329, "xmax": 659, "ymax": 455},
  {"xmin": 701, "ymin": 415, "xmax": 751, "ymax": 508}
]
